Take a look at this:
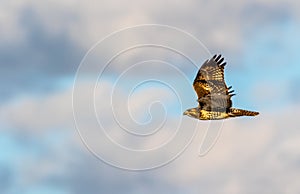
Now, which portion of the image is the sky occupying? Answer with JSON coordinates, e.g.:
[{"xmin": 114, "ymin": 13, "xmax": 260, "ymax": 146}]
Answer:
[{"xmin": 1, "ymin": 0, "xmax": 300, "ymax": 193}]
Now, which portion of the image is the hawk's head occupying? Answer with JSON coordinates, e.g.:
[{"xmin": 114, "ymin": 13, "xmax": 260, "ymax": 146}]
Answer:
[{"xmin": 183, "ymin": 107, "xmax": 200, "ymax": 119}]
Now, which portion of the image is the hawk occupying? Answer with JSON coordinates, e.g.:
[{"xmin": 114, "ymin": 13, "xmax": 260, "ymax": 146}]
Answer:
[{"xmin": 183, "ymin": 54, "xmax": 259, "ymax": 120}]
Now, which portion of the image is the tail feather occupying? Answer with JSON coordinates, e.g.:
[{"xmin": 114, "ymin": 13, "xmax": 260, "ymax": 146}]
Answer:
[{"xmin": 229, "ymin": 108, "xmax": 259, "ymax": 117}]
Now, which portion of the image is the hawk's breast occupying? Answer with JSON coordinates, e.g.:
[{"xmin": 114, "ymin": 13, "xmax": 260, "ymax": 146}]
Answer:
[{"xmin": 200, "ymin": 110, "xmax": 229, "ymax": 120}]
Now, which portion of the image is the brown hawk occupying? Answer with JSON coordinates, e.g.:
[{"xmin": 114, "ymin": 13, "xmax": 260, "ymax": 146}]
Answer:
[{"xmin": 183, "ymin": 54, "xmax": 259, "ymax": 120}]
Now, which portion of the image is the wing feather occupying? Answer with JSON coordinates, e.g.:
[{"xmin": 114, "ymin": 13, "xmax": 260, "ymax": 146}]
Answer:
[{"xmin": 193, "ymin": 54, "xmax": 235, "ymax": 112}]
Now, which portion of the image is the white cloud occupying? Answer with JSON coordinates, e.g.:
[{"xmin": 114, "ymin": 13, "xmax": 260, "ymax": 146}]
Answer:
[
  {"xmin": 1, "ymin": 89, "xmax": 73, "ymax": 133},
  {"xmin": 1, "ymin": 0, "xmax": 300, "ymax": 192},
  {"xmin": 1, "ymin": 78, "xmax": 300, "ymax": 193},
  {"xmin": 2, "ymin": 0, "xmax": 299, "ymax": 52}
]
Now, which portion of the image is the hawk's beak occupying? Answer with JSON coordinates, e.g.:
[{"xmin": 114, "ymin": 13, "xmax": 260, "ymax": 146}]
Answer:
[{"xmin": 183, "ymin": 111, "xmax": 188, "ymax": 115}]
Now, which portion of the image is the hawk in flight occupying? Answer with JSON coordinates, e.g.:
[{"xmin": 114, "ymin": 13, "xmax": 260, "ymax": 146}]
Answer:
[{"xmin": 183, "ymin": 54, "xmax": 259, "ymax": 120}]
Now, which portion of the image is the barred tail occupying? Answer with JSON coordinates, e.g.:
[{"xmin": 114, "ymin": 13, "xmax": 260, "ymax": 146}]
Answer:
[{"xmin": 229, "ymin": 108, "xmax": 259, "ymax": 117}]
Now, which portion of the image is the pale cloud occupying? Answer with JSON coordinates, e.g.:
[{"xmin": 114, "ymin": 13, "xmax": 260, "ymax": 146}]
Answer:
[
  {"xmin": 1, "ymin": 89, "xmax": 73, "ymax": 133},
  {"xmin": 2, "ymin": 0, "xmax": 299, "ymax": 51},
  {"xmin": 1, "ymin": 0, "xmax": 299, "ymax": 103},
  {"xmin": 1, "ymin": 0, "xmax": 300, "ymax": 193},
  {"xmin": 1, "ymin": 79, "xmax": 300, "ymax": 193}
]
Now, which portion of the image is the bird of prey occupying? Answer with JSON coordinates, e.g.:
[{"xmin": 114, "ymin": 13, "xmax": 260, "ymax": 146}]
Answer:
[{"xmin": 183, "ymin": 54, "xmax": 259, "ymax": 120}]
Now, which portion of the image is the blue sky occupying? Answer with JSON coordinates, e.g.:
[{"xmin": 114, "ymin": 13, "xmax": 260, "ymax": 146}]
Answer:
[{"xmin": 1, "ymin": 0, "xmax": 300, "ymax": 193}]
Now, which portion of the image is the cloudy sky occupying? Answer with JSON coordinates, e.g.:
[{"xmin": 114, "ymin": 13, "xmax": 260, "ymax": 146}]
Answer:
[{"xmin": 1, "ymin": 0, "xmax": 300, "ymax": 193}]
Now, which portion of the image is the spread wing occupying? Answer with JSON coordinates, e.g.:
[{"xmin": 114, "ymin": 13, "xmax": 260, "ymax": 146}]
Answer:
[{"xmin": 193, "ymin": 54, "xmax": 235, "ymax": 112}]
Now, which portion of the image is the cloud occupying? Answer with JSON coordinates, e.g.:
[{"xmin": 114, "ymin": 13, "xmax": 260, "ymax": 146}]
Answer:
[
  {"xmin": 2, "ymin": 0, "xmax": 300, "ymax": 54},
  {"xmin": 1, "ymin": 0, "xmax": 300, "ymax": 104},
  {"xmin": 1, "ymin": 0, "xmax": 300, "ymax": 193},
  {"xmin": 1, "ymin": 78, "xmax": 300, "ymax": 193},
  {"xmin": 0, "ymin": 5, "xmax": 83, "ymax": 103}
]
